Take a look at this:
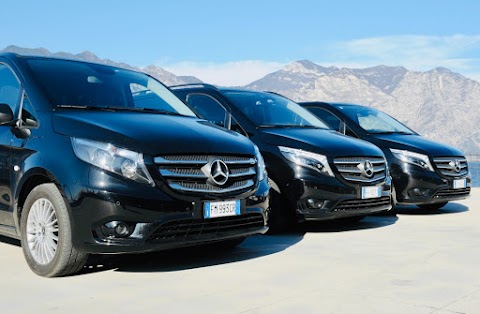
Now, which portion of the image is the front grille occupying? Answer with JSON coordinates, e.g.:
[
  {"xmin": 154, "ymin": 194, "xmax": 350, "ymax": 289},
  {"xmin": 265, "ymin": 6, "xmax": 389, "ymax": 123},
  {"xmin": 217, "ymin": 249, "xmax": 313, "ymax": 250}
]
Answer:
[
  {"xmin": 147, "ymin": 213, "xmax": 265, "ymax": 241},
  {"xmin": 433, "ymin": 157, "xmax": 469, "ymax": 177},
  {"xmin": 332, "ymin": 196, "xmax": 391, "ymax": 212},
  {"xmin": 333, "ymin": 157, "xmax": 386, "ymax": 183},
  {"xmin": 155, "ymin": 154, "xmax": 257, "ymax": 195},
  {"xmin": 433, "ymin": 187, "xmax": 471, "ymax": 198}
]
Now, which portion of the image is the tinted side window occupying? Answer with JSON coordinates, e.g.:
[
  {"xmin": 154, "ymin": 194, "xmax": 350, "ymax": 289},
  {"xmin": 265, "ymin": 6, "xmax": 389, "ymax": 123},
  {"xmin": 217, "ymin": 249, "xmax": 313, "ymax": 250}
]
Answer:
[
  {"xmin": 0, "ymin": 64, "xmax": 20, "ymax": 111},
  {"xmin": 187, "ymin": 94, "xmax": 227, "ymax": 127},
  {"xmin": 307, "ymin": 107, "xmax": 341, "ymax": 131}
]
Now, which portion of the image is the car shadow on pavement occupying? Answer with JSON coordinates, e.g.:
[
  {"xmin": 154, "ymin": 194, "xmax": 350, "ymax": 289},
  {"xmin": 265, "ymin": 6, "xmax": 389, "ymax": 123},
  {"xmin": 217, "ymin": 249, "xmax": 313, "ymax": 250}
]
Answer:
[
  {"xmin": 296, "ymin": 215, "xmax": 399, "ymax": 233},
  {"xmin": 0, "ymin": 235, "xmax": 20, "ymax": 247},
  {"xmin": 393, "ymin": 202, "xmax": 469, "ymax": 216},
  {"xmin": 80, "ymin": 233, "xmax": 304, "ymax": 275}
]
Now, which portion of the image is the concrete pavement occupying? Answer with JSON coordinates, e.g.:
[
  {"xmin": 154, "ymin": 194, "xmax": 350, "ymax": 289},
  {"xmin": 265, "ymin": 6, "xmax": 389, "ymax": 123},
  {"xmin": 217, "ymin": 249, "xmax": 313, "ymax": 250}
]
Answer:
[{"xmin": 1, "ymin": 189, "xmax": 479, "ymax": 313}]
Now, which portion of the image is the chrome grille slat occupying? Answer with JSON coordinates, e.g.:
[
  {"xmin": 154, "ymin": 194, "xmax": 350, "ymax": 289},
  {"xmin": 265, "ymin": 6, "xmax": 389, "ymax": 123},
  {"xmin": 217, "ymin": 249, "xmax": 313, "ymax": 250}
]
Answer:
[
  {"xmin": 433, "ymin": 157, "xmax": 469, "ymax": 177},
  {"xmin": 169, "ymin": 179, "xmax": 254, "ymax": 194},
  {"xmin": 155, "ymin": 154, "xmax": 257, "ymax": 194},
  {"xmin": 159, "ymin": 167, "xmax": 255, "ymax": 179},
  {"xmin": 334, "ymin": 157, "xmax": 386, "ymax": 183},
  {"xmin": 154, "ymin": 156, "xmax": 255, "ymax": 165},
  {"xmin": 337, "ymin": 165, "xmax": 385, "ymax": 173},
  {"xmin": 160, "ymin": 169, "xmax": 207, "ymax": 178}
]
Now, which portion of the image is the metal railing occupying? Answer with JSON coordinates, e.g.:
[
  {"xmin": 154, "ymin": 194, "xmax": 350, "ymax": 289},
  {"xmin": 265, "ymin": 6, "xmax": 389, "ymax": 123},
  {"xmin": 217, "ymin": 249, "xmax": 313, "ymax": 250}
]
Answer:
[{"xmin": 466, "ymin": 155, "xmax": 480, "ymax": 187}]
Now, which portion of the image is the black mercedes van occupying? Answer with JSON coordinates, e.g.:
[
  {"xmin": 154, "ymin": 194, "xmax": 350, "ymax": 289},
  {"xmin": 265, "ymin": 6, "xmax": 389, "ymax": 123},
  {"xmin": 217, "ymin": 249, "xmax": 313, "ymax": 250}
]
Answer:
[
  {"xmin": 171, "ymin": 85, "xmax": 392, "ymax": 231},
  {"xmin": 0, "ymin": 53, "xmax": 269, "ymax": 277},
  {"xmin": 301, "ymin": 102, "xmax": 471, "ymax": 209}
]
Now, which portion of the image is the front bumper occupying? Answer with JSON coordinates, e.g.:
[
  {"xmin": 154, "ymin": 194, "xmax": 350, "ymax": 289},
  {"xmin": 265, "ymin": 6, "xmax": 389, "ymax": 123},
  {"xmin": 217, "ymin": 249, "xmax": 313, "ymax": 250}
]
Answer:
[
  {"xmin": 69, "ymin": 174, "xmax": 269, "ymax": 254},
  {"xmin": 283, "ymin": 174, "xmax": 392, "ymax": 222},
  {"xmin": 390, "ymin": 162, "xmax": 471, "ymax": 205}
]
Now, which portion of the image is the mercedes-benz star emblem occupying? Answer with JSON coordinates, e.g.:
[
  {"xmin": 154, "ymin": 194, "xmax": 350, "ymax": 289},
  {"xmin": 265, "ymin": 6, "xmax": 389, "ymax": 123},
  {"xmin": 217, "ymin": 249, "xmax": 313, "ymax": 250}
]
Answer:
[
  {"xmin": 209, "ymin": 160, "xmax": 229, "ymax": 186},
  {"xmin": 449, "ymin": 159, "xmax": 462, "ymax": 173},
  {"xmin": 357, "ymin": 160, "xmax": 374, "ymax": 178}
]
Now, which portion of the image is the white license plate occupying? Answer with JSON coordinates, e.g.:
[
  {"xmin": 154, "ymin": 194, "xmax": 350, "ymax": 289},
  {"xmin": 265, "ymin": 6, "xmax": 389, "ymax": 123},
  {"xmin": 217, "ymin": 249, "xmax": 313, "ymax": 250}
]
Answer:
[
  {"xmin": 453, "ymin": 179, "xmax": 466, "ymax": 189},
  {"xmin": 204, "ymin": 200, "xmax": 241, "ymax": 219},
  {"xmin": 362, "ymin": 186, "xmax": 382, "ymax": 199}
]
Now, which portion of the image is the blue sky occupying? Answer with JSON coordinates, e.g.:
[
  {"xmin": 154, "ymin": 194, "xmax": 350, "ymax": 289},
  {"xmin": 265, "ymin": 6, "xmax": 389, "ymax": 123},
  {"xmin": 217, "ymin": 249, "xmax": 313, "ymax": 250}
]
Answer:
[{"xmin": 1, "ymin": 0, "xmax": 479, "ymax": 85}]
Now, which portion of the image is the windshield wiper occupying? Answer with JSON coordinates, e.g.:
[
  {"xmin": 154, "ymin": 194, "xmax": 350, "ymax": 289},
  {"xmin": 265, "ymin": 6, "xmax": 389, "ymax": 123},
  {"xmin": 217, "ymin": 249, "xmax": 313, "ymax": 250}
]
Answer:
[
  {"xmin": 57, "ymin": 105, "xmax": 117, "ymax": 111},
  {"xmin": 370, "ymin": 131, "xmax": 413, "ymax": 135},
  {"xmin": 259, "ymin": 124, "xmax": 324, "ymax": 129},
  {"xmin": 57, "ymin": 105, "xmax": 189, "ymax": 117},
  {"xmin": 105, "ymin": 107, "xmax": 194, "ymax": 117}
]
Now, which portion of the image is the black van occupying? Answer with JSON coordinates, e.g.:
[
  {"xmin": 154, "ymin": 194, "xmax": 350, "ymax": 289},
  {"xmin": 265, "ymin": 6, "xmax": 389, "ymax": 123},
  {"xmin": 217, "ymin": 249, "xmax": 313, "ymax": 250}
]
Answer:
[
  {"xmin": 300, "ymin": 102, "xmax": 471, "ymax": 209},
  {"xmin": 0, "ymin": 53, "xmax": 269, "ymax": 277},
  {"xmin": 171, "ymin": 85, "xmax": 392, "ymax": 230}
]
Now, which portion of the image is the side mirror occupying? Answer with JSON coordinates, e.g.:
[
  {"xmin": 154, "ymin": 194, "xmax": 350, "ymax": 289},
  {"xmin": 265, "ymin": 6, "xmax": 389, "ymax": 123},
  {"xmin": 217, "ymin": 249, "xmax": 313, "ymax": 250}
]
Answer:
[{"xmin": 0, "ymin": 103, "xmax": 14, "ymax": 125}]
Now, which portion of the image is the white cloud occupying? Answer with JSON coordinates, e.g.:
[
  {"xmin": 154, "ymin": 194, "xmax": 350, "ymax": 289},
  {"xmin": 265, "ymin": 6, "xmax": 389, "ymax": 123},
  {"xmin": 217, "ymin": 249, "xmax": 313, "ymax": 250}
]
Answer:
[
  {"xmin": 162, "ymin": 60, "xmax": 285, "ymax": 86},
  {"xmin": 330, "ymin": 34, "xmax": 480, "ymax": 73},
  {"xmin": 158, "ymin": 35, "xmax": 480, "ymax": 85}
]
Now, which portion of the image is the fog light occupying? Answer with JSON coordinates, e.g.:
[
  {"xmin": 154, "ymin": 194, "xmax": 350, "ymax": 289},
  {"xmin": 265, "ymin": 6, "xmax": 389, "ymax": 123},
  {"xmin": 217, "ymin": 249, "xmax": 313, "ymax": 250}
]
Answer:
[
  {"xmin": 115, "ymin": 223, "xmax": 130, "ymax": 237},
  {"xmin": 307, "ymin": 198, "xmax": 324, "ymax": 209},
  {"xmin": 410, "ymin": 188, "xmax": 430, "ymax": 196},
  {"xmin": 101, "ymin": 221, "xmax": 135, "ymax": 238}
]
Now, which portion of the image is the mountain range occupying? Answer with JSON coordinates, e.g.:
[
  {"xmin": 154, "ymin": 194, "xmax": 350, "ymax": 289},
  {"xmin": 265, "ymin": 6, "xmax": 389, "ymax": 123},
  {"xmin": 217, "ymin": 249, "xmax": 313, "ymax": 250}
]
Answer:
[
  {"xmin": 0, "ymin": 45, "xmax": 201, "ymax": 85},
  {"xmin": 246, "ymin": 60, "xmax": 480, "ymax": 155},
  {"xmin": 2, "ymin": 46, "xmax": 479, "ymax": 154}
]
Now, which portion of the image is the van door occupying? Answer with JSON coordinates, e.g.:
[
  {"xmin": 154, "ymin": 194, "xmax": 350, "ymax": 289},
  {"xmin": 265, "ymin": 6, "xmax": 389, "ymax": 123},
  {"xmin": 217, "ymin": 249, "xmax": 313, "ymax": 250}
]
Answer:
[{"xmin": 0, "ymin": 63, "xmax": 19, "ymax": 226}]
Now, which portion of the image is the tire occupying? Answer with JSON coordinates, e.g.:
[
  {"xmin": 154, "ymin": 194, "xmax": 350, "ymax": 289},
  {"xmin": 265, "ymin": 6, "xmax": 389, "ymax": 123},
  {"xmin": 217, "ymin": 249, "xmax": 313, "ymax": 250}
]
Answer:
[
  {"xmin": 417, "ymin": 202, "xmax": 448, "ymax": 210},
  {"xmin": 267, "ymin": 177, "xmax": 294, "ymax": 233},
  {"xmin": 20, "ymin": 183, "xmax": 88, "ymax": 277}
]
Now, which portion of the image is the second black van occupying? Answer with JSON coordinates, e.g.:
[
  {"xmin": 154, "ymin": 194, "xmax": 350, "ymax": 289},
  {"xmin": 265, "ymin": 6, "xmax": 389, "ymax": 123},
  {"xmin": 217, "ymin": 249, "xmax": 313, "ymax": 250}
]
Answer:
[{"xmin": 171, "ymin": 85, "xmax": 392, "ymax": 230}]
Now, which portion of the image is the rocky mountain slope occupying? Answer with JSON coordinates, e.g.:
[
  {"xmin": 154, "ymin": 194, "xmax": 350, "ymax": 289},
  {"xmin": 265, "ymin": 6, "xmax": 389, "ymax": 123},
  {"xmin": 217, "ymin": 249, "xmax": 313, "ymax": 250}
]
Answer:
[
  {"xmin": 246, "ymin": 60, "xmax": 480, "ymax": 154},
  {"xmin": 0, "ymin": 45, "xmax": 201, "ymax": 85}
]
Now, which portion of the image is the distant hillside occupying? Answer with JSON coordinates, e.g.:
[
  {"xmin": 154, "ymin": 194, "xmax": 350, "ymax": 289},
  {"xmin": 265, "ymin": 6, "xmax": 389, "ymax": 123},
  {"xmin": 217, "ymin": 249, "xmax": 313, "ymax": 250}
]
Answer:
[
  {"xmin": 245, "ymin": 60, "xmax": 480, "ymax": 154},
  {"xmin": 1, "ymin": 45, "xmax": 202, "ymax": 85}
]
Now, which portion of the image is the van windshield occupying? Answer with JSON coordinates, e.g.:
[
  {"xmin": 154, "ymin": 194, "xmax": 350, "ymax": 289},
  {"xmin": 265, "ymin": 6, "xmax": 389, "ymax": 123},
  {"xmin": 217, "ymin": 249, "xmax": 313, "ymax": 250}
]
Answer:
[
  {"xmin": 336, "ymin": 105, "xmax": 415, "ymax": 134},
  {"xmin": 224, "ymin": 91, "xmax": 328, "ymax": 129},
  {"xmin": 26, "ymin": 58, "xmax": 196, "ymax": 117}
]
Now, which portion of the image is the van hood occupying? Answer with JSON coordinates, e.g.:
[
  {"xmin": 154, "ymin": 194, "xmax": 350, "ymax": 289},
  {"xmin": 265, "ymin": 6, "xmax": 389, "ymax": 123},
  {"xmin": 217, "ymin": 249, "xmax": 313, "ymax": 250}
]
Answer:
[
  {"xmin": 53, "ymin": 110, "xmax": 256, "ymax": 156},
  {"xmin": 260, "ymin": 128, "xmax": 384, "ymax": 158},
  {"xmin": 370, "ymin": 134, "xmax": 465, "ymax": 157}
]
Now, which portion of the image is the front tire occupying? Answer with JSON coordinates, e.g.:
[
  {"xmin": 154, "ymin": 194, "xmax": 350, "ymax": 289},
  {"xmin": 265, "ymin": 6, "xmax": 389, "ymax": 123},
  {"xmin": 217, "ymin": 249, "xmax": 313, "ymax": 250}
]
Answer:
[
  {"xmin": 20, "ymin": 183, "xmax": 88, "ymax": 277},
  {"xmin": 267, "ymin": 178, "xmax": 294, "ymax": 233}
]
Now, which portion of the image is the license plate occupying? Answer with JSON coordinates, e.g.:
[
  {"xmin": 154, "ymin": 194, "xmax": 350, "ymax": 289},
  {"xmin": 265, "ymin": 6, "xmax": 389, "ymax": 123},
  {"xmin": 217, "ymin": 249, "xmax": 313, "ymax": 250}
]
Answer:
[
  {"xmin": 453, "ymin": 179, "xmax": 466, "ymax": 189},
  {"xmin": 362, "ymin": 186, "xmax": 382, "ymax": 199},
  {"xmin": 204, "ymin": 200, "xmax": 241, "ymax": 219}
]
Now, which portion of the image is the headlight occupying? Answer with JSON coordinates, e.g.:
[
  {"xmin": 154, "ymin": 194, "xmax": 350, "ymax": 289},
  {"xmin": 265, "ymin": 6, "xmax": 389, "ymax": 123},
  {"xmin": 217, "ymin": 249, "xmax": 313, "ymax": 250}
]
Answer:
[
  {"xmin": 390, "ymin": 148, "xmax": 433, "ymax": 171},
  {"xmin": 254, "ymin": 144, "xmax": 267, "ymax": 182},
  {"xmin": 279, "ymin": 146, "xmax": 334, "ymax": 177},
  {"xmin": 72, "ymin": 138, "xmax": 155, "ymax": 185}
]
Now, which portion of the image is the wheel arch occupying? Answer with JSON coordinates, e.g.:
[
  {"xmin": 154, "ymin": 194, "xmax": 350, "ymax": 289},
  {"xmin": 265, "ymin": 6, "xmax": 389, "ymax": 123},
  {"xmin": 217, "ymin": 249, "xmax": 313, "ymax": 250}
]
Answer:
[{"xmin": 14, "ymin": 168, "xmax": 66, "ymax": 231}]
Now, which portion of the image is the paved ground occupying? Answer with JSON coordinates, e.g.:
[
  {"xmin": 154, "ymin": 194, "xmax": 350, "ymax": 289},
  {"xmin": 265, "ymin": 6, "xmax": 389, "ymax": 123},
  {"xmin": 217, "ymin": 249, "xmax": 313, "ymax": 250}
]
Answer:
[{"xmin": 1, "ymin": 189, "xmax": 479, "ymax": 314}]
